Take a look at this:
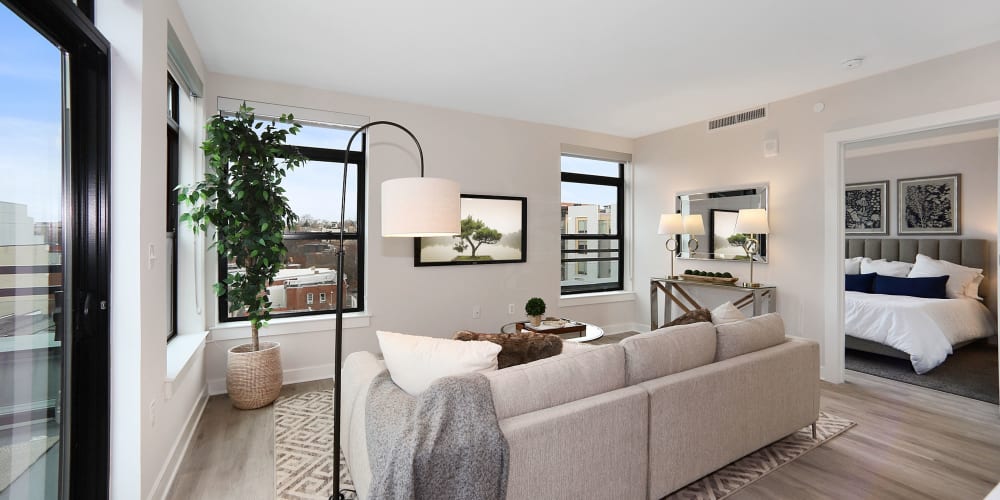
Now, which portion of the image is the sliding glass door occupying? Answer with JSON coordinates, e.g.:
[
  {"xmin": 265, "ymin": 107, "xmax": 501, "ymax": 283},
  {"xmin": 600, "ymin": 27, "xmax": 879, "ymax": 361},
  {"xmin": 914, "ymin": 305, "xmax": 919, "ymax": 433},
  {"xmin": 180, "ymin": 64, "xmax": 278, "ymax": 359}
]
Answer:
[{"xmin": 0, "ymin": 0, "xmax": 110, "ymax": 498}]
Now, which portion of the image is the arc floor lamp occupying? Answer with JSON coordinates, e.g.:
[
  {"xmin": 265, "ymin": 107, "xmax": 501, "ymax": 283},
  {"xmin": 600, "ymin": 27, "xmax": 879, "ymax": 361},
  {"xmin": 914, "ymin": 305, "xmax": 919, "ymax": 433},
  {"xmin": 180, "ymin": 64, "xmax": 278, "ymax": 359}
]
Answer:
[{"xmin": 332, "ymin": 121, "xmax": 460, "ymax": 499}]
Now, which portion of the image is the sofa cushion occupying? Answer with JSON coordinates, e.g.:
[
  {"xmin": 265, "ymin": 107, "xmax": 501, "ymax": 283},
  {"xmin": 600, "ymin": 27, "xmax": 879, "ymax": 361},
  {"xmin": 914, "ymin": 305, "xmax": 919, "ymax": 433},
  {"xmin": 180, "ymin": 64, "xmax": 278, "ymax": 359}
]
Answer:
[
  {"xmin": 453, "ymin": 331, "xmax": 563, "ymax": 368},
  {"xmin": 485, "ymin": 344, "xmax": 626, "ymax": 420},
  {"xmin": 376, "ymin": 330, "xmax": 501, "ymax": 396},
  {"xmin": 664, "ymin": 308, "xmax": 712, "ymax": 327},
  {"xmin": 714, "ymin": 313, "xmax": 786, "ymax": 361},
  {"xmin": 620, "ymin": 322, "xmax": 717, "ymax": 385}
]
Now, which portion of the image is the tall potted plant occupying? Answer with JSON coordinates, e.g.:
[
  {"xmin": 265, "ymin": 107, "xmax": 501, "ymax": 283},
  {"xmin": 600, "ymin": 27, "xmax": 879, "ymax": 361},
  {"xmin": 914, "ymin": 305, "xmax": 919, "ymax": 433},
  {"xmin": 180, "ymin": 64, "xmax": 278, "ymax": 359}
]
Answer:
[{"xmin": 179, "ymin": 104, "xmax": 306, "ymax": 409}]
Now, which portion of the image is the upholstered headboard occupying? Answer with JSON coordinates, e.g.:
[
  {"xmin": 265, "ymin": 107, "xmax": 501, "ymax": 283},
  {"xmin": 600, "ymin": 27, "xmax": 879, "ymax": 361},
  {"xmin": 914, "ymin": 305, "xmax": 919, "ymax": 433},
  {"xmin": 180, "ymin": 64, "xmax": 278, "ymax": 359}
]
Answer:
[{"xmin": 845, "ymin": 238, "xmax": 995, "ymax": 316}]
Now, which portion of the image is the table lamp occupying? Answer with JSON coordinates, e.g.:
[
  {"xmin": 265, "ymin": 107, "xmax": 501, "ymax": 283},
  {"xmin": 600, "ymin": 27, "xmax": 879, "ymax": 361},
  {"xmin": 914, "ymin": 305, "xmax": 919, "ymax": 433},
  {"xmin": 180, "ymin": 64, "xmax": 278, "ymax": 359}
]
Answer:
[
  {"xmin": 733, "ymin": 208, "xmax": 769, "ymax": 288},
  {"xmin": 657, "ymin": 213, "xmax": 684, "ymax": 279},
  {"xmin": 683, "ymin": 214, "xmax": 706, "ymax": 253}
]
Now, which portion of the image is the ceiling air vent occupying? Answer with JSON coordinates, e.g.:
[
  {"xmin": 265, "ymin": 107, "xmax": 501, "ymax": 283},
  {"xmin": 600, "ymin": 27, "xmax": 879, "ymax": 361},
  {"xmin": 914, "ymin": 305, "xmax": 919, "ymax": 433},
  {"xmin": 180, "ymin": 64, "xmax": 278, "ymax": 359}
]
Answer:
[{"xmin": 707, "ymin": 106, "xmax": 767, "ymax": 131}]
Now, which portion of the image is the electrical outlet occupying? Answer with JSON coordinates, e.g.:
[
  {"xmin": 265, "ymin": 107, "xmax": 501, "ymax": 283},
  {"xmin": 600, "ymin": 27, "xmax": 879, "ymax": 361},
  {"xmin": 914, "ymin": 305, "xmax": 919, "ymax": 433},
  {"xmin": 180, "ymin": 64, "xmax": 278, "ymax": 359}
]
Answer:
[
  {"xmin": 472, "ymin": 305, "xmax": 481, "ymax": 319},
  {"xmin": 149, "ymin": 400, "xmax": 157, "ymax": 427},
  {"xmin": 507, "ymin": 303, "xmax": 515, "ymax": 315}
]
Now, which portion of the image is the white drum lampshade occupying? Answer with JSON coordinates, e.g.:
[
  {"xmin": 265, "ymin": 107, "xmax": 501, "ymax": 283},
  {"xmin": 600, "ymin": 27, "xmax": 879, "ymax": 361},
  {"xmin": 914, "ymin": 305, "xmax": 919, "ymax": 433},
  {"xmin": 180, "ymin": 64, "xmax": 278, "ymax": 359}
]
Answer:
[
  {"xmin": 381, "ymin": 177, "xmax": 461, "ymax": 237},
  {"xmin": 657, "ymin": 213, "xmax": 684, "ymax": 234},
  {"xmin": 734, "ymin": 208, "xmax": 770, "ymax": 235},
  {"xmin": 683, "ymin": 214, "xmax": 705, "ymax": 236}
]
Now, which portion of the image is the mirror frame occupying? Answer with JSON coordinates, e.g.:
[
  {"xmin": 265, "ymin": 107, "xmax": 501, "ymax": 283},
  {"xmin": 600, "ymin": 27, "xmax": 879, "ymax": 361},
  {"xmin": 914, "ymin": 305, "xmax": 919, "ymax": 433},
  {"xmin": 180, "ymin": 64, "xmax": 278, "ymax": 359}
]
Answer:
[{"xmin": 675, "ymin": 183, "xmax": 769, "ymax": 262}]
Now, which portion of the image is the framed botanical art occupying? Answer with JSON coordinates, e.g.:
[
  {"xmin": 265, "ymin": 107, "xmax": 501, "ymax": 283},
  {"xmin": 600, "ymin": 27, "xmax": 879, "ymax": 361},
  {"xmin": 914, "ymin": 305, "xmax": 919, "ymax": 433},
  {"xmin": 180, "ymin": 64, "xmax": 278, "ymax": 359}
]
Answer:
[
  {"xmin": 897, "ymin": 174, "xmax": 961, "ymax": 235},
  {"xmin": 414, "ymin": 194, "xmax": 527, "ymax": 266},
  {"xmin": 845, "ymin": 180, "xmax": 889, "ymax": 235}
]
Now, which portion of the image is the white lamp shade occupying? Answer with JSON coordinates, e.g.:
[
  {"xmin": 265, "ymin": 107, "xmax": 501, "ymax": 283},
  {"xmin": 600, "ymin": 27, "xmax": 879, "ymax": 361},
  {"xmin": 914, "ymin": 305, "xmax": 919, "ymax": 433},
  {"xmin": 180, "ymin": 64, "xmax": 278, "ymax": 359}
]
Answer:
[
  {"xmin": 657, "ymin": 213, "xmax": 684, "ymax": 234},
  {"xmin": 381, "ymin": 177, "xmax": 461, "ymax": 237},
  {"xmin": 683, "ymin": 214, "xmax": 705, "ymax": 236},
  {"xmin": 734, "ymin": 208, "xmax": 769, "ymax": 234}
]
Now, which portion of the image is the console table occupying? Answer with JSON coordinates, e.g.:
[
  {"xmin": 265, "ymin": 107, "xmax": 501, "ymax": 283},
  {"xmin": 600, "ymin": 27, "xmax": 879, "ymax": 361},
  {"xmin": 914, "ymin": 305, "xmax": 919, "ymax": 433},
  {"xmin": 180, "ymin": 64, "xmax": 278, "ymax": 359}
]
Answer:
[{"xmin": 650, "ymin": 277, "xmax": 776, "ymax": 329}]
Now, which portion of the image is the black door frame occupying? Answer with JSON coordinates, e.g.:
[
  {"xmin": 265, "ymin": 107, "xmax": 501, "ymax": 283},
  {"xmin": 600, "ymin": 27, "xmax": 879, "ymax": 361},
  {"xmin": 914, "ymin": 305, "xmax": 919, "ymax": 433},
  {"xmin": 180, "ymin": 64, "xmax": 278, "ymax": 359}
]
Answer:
[{"xmin": 1, "ymin": 1, "xmax": 111, "ymax": 498}]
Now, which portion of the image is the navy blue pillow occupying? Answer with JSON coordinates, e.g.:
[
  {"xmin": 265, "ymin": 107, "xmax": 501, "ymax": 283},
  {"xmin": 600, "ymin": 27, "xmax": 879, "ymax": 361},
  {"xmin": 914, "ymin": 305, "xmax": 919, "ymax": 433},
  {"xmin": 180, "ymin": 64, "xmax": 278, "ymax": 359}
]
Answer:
[
  {"xmin": 845, "ymin": 273, "xmax": 876, "ymax": 293},
  {"xmin": 873, "ymin": 274, "xmax": 948, "ymax": 299}
]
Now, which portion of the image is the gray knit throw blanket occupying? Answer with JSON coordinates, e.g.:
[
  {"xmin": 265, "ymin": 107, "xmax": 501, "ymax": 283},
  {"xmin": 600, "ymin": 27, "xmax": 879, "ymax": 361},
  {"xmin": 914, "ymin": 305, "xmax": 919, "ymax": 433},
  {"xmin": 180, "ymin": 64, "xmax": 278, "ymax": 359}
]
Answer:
[{"xmin": 366, "ymin": 371, "xmax": 509, "ymax": 500}]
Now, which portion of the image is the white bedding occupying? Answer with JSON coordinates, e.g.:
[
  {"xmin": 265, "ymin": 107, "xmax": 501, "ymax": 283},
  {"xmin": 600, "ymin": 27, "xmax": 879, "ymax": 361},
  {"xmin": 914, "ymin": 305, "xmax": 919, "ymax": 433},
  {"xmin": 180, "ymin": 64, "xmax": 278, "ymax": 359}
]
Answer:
[{"xmin": 844, "ymin": 291, "xmax": 996, "ymax": 374}]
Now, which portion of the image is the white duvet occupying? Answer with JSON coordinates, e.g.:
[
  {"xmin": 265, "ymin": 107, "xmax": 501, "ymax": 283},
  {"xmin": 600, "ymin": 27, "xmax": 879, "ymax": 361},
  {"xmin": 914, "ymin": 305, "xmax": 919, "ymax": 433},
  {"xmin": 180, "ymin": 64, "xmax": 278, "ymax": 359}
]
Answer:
[{"xmin": 844, "ymin": 291, "xmax": 996, "ymax": 374}]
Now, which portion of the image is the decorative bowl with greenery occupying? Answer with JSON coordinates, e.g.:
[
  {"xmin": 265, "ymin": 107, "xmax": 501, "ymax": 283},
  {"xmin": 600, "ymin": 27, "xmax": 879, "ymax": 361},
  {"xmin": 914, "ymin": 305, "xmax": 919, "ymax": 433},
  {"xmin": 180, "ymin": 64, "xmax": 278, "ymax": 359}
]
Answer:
[
  {"xmin": 525, "ymin": 297, "xmax": 546, "ymax": 326},
  {"xmin": 178, "ymin": 103, "xmax": 307, "ymax": 409}
]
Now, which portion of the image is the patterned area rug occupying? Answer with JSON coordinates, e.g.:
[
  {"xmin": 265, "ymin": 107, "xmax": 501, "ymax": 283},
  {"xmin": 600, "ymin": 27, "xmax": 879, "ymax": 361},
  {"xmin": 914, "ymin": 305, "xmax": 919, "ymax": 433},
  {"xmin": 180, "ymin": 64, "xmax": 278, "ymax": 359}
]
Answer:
[
  {"xmin": 275, "ymin": 390, "xmax": 852, "ymax": 500},
  {"xmin": 665, "ymin": 412, "xmax": 855, "ymax": 499},
  {"xmin": 274, "ymin": 390, "xmax": 354, "ymax": 500}
]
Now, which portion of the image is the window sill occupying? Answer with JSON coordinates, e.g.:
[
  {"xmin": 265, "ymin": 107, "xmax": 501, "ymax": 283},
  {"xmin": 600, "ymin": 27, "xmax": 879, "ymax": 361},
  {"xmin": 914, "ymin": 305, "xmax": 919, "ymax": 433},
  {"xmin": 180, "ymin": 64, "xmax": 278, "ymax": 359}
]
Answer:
[
  {"xmin": 559, "ymin": 291, "xmax": 635, "ymax": 307},
  {"xmin": 165, "ymin": 331, "xmax": 208, "ymax": 399},
  {"xmin": 208, "ymin": 312, "xmax": 372, "ymax": 343}
]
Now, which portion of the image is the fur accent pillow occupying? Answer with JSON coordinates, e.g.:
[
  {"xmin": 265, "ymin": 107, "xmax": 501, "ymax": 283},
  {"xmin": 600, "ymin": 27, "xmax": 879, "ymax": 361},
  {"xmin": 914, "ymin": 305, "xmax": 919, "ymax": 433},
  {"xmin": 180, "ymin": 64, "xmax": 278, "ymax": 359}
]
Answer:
[
  {"xmin": 664, "ymin": 308, "xmax": 712, "ymax": 327},
  {"xmin": 453, "ymin": 331, "xmax": 563, "ymax": 369}
]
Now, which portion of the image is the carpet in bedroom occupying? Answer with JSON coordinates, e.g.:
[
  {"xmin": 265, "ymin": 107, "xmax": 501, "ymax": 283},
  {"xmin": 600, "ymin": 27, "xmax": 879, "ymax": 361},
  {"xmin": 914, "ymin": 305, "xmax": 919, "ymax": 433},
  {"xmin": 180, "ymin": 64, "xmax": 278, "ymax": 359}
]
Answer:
[{"xmin": 845, "ymin": 341, "xmax": 998, "ymax": 404}]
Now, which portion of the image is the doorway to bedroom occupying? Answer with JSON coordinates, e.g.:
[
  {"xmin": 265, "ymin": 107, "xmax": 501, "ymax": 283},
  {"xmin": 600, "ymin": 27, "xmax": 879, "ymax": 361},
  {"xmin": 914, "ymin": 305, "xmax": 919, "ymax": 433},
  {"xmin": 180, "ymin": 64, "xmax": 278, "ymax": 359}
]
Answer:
[{"xmin": 841, "ymin": 121, "xmax": 999, "ymax": 403}]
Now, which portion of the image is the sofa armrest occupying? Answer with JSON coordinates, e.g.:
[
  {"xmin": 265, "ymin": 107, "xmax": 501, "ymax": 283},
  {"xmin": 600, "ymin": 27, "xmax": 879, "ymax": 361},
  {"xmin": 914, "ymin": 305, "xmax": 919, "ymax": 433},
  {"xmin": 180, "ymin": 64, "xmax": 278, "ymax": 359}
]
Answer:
[
  {"xmin": 340, "ymin": 351, "xmax": 386, "ymax": 500},
  {"xmin": 638, "ymin": 338, "xmax": 819, "ymax": 498},
  {"xmin": 499, "ymin": 386, "xmax": 648, "ymax": 500}
]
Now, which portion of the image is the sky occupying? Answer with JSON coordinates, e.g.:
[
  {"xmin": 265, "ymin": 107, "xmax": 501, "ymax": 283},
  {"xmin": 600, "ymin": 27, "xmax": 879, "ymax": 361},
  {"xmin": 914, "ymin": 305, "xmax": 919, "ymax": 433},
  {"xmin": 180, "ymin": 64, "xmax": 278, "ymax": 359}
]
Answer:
[
  {"xmin": 0, "ymin": 5, "xmax": 63, "ymax": 224},
  {"xmin": 561, "ymin": 156, "xmax": 619, "ymax": 207}
]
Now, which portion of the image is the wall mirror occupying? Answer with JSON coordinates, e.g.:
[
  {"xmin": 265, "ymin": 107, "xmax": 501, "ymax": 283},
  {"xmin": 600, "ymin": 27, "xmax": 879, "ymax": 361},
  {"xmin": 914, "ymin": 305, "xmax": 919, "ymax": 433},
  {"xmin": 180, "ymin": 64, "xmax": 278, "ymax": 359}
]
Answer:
[{"xmin": 675, "ymin": 183, "xmax": 769, "ymax": 262}]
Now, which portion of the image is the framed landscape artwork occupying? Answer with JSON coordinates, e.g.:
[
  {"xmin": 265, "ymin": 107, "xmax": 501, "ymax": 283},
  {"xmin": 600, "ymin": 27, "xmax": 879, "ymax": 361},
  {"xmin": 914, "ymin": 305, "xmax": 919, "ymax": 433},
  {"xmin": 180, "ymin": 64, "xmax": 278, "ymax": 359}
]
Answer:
[
  {"xmin": 414, "ymin": 194, "xmax": 527, "ymax": 266},
  {"xmin": 897, "ymin": 174, "xmax": 961, "ymax": 235},
  {"xmin": 845, "ymin": 180, "xmax": 889, "ymax": 235}
]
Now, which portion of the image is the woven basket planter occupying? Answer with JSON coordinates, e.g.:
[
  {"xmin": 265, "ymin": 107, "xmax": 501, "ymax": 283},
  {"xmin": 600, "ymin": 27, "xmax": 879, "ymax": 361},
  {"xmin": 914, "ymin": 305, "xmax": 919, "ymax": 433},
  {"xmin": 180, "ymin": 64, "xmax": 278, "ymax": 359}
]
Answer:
[{"xmin": 227, "ymin": 341, "xmax": 283, "ymax": 410}]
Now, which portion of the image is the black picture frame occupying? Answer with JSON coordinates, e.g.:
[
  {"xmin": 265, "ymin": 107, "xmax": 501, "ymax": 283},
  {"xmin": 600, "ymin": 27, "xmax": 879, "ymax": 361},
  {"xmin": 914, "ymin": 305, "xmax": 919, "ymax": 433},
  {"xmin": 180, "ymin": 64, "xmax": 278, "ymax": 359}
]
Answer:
[
  {"xmin": 897, "ymin": 174, "xmax": 961, "ymax": 235},
  {"xmin": 414, "ymin": 194, "xmax": 527, "ymax": 266},
  {"xmin": 845, "ymin": 180, "xmax": 889, "ymax": 235}
]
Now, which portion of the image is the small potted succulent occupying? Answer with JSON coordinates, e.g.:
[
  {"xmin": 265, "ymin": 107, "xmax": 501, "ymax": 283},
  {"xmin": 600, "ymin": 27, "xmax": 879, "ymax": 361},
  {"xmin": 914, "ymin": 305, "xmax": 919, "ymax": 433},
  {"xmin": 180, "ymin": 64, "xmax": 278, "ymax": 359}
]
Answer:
[{"xmin": 525, "ymin": 297, "xmax": 546, "ymax": 326}]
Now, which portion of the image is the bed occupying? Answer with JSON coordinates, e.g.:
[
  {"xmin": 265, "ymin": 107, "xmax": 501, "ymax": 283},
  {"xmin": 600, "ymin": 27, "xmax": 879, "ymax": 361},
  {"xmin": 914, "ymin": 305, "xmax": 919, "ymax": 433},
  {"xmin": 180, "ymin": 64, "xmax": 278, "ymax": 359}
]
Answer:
[{"xmin": 844, "ymin": 238, "xmax": 997, "ymax": 374}]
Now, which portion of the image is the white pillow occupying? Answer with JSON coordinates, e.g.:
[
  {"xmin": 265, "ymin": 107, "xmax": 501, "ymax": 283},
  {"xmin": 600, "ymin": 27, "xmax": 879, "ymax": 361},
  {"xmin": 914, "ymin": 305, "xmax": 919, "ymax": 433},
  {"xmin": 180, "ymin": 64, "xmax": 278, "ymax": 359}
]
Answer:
[
  {"xmin": 966, "ymin": 274, "xmax": 985, "ymax": 300},
  {"xmin": 376, "ymin": 330, "xmax": 501, "ymax": 396},
  {"xmin": 907, "ymin": 253, "xmax": 983, "ymax": 299},
  {"xmin": 860, "ymin": 258, "xmax": 912, "ymax": 278},
  {"xmin": 845, "ymin": 256, "xmax": 864, "ymax": 275},
  {"xmin": 711, "ymin": 301, "xmax": 747, "ymax": 325}
]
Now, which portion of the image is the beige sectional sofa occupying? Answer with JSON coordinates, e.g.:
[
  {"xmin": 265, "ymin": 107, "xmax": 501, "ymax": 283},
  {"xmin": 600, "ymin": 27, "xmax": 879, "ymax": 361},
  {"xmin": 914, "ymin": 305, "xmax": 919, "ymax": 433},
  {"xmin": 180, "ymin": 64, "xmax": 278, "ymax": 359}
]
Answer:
[{"xmin": 341, "ymin": 313, "xmax": 820, "ymax": 500}]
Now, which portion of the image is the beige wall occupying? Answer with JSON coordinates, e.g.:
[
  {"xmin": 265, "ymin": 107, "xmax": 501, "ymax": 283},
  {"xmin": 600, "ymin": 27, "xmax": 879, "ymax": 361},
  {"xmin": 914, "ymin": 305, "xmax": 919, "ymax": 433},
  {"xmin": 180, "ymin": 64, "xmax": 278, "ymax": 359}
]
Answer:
[
  {"xmin": 202, "ymin": 73, "xmax": 635, "ymax": 393},
  {"xmin": 98, "ymin": 0, "xmax": 210, "ymax": 497},
  {"xmin": 634, "ymin": 41, "xmax": 1000, "ymax": 365}
]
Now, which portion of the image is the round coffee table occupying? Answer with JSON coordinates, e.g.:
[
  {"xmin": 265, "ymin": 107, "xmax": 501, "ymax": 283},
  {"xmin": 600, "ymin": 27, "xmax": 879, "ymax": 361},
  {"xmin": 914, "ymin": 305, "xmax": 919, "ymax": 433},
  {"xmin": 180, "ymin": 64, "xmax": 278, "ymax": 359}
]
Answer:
[{"xmin": 499, "ymin": 320, "xmax": 604, "ymax": 343}]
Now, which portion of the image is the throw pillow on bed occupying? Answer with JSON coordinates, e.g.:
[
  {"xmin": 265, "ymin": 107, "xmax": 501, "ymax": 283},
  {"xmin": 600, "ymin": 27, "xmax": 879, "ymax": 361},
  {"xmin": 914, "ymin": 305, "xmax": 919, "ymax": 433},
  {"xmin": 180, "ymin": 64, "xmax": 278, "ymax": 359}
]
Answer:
[
  {"xmin": 453, "ymin": 331, "xmax": 562, "ymax": 369},
  {"xmin": 844, "ymin": 256, "xmax": 864, "ymax": 275},
  {"xmin": 376, "ymin": 330, "xmax": 501, "ymax": 396},
  {"xmin": 907, "ymin": 253, "xmax": 983, "ymax": 299},
  {"xmin": 845, "ymin": 272, "xmax": 876, "ymax": 293},
  {"xmin": 860, "ymin": 258, "xmax": 912, "ymax": 277},
  {"xmin": 872, "ymin": 274, "xmax": 948, "ymax": 299}
]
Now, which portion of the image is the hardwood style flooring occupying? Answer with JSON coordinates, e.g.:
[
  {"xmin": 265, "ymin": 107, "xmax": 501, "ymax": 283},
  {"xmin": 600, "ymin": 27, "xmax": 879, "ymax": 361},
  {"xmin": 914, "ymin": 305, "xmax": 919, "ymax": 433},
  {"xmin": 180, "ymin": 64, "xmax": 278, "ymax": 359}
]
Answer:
[{"xmin": 166, "ymin": 372, "xmax": 1000, "ymax": 500}]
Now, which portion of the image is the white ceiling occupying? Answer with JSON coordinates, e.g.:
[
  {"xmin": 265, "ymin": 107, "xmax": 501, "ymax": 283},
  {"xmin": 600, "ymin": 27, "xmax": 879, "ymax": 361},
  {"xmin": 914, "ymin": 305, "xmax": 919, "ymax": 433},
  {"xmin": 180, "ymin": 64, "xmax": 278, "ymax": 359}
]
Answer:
[{"xmin": 177, "ymin": 0, "xmax": 1000, "ymax": 138}]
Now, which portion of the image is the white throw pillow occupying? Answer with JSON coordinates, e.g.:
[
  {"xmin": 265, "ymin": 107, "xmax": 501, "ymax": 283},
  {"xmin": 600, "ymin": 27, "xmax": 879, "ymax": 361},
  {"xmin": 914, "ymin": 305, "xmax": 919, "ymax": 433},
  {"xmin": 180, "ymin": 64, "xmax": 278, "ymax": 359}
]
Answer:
[
  {"xmin": 376, "ymin": 330, "xmax": 501, "ymax": 396},
  {"xmin": 860, "ymin": 258, "xmax": 912, "ymax": 278},
  {"xmin": 711, "ymin": 301, "xmax": 747, "ymax": 325},
  {"xmin": 844, "ymin": 256, "xmax": 864, "ymax": 275},
  {"xmin": 908, "ymin": 253, "xmax": 983, "ymax": 299}
]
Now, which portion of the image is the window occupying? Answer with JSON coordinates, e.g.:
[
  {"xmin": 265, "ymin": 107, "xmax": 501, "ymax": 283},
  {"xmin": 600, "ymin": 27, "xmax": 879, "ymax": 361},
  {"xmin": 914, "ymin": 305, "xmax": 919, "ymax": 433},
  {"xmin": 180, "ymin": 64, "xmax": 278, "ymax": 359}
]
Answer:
[
  {"xmin": 560, "ymin": 155, "xmax": 624, "ymax": 294},
  {"xmin": 220, "ymin": 116, "xmax": 366, "ymax": 322},
  {"xmin": 166, "ymin": 74, "xmax": 179, "ymax": 341}
]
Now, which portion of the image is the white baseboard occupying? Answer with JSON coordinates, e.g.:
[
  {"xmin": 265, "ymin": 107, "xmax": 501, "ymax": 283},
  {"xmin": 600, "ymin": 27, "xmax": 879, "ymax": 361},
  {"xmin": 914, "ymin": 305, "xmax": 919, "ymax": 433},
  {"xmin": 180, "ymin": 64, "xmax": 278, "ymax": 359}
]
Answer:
[
  {"xmin": 208, "ymin": 363, "xmax": 336, "ymax": 396},
  {"xmin": 148, "ymin": 386, "xmax": 209, "ymax": 500}
]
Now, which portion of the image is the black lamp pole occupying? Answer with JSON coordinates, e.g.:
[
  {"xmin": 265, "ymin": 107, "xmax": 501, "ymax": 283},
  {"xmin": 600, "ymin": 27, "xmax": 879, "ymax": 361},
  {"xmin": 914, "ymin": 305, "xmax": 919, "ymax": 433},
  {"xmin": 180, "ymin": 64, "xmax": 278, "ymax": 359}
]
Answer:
[{"xmin": 332, "ymin": 121, "xmax": 425, "ymax": 500}]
